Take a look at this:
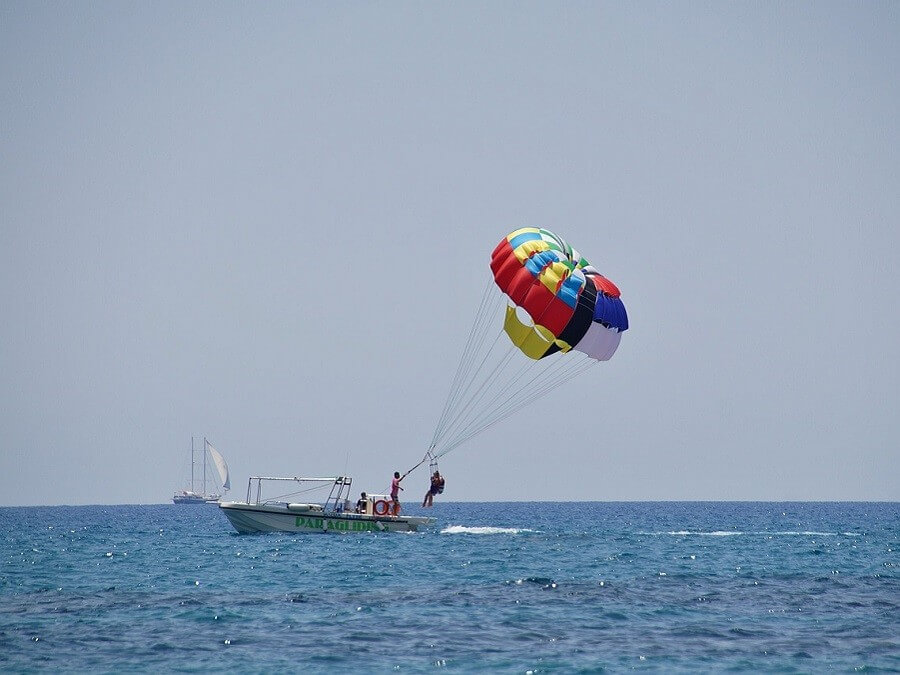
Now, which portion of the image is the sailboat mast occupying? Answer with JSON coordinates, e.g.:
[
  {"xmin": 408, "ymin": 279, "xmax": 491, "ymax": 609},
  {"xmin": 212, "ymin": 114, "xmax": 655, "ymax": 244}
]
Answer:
[
  {"xmin": 203, "ymin": 436, "xmax": 208, "ymax": 497},
  {"xmin": 190, "ymin": 436, "xmax": 195, "ymax": 493}
]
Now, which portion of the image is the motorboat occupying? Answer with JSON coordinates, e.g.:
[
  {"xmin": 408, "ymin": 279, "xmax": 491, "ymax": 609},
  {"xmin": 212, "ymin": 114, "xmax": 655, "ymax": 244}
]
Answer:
[{"xmin": 219, "ymin": 475, "xmax": 434, "ymax": 534}]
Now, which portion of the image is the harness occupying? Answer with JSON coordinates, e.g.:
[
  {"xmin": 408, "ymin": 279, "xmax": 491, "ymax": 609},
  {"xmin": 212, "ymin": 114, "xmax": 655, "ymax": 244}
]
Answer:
[{"xmin": 428, "ymin": 452, "xmax": 445, "ymax": 494}]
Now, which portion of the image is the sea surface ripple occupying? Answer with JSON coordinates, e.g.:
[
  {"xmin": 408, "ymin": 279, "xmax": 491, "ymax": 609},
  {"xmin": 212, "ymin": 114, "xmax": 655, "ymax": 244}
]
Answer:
[{"xmin": 1, "ymin": 502, "xmax": 898, "ymax": 672}]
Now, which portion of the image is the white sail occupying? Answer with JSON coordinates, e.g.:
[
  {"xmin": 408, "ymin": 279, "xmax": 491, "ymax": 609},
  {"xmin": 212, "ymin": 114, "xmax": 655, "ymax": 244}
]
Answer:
[{"xmin": 206, "ymin": 441, "xmax": 230, "ymax": 491}]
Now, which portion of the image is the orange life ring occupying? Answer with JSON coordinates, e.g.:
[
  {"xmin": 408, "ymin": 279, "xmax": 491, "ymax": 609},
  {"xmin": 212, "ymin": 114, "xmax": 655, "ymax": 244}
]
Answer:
[{"xmin": 373, "ymin": 499, "xmax": 391, "ymax": 516}]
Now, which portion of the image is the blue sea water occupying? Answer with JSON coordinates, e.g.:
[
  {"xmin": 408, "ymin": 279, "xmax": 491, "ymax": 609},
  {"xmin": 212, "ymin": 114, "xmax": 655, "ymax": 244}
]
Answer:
[{"xmin": 1, "ymin": 502, "xmax": 898, "ymax": 672}]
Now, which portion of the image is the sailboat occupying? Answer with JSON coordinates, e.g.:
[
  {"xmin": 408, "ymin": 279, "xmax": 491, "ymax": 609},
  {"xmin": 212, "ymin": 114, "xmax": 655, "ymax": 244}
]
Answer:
[{"xmin": 173, "ymin": 437, "xmax": 230, "ymax": 504}]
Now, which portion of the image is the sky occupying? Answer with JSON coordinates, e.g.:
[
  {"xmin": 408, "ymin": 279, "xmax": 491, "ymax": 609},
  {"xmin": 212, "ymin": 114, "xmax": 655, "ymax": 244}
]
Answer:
[{"xmin": 1, "ymin": 2, "xmax": 898, "ymax": 505}]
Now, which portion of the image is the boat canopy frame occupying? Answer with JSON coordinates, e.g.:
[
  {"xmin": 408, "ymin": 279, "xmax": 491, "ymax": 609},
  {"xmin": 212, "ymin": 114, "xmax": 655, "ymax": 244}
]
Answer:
[{"xmin": 244, "ymin": 476, "xmax": 353, "ymax": 512}]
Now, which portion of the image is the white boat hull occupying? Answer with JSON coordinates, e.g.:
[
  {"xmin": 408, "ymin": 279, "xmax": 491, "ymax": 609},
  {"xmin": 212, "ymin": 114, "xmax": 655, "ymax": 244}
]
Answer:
[{"xmin": 219, "ymin": 501, "xmax": 434, "ymax": 534}]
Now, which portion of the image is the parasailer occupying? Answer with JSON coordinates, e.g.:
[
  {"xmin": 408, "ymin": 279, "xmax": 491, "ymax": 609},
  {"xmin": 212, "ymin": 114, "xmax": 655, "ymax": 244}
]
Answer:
[{"xmin": 422, "ymin": 470, "xmax": 445, "ymax": 507}]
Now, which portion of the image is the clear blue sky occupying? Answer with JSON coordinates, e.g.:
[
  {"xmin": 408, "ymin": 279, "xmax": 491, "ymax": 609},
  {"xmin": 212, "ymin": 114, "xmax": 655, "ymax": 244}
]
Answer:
[{"xmin": 2, "ymin": 2, "xmax": 898, "ymax": 505}]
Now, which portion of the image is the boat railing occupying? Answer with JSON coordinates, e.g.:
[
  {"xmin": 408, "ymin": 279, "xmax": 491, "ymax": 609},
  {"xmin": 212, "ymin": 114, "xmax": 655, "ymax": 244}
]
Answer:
[{"xmin": 244, "ymin": 476, "xmax": 353, "ymax": 512}]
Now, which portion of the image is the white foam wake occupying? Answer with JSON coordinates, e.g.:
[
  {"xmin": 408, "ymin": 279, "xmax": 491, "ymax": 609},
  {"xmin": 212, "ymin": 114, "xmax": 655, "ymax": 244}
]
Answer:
[{"xmin": 441, "ymin": 525, "xmax": 535, "ymax": 535}]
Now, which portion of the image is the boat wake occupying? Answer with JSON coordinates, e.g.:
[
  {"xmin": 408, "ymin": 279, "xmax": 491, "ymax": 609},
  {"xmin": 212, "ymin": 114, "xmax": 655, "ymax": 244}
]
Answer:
[{"xmin": 441, "ymin": 525, "xmax": 537, "ymax": 535}]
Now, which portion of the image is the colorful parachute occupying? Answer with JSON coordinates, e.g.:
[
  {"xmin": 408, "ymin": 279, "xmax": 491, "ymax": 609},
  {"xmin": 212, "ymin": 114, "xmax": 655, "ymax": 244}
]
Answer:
[
  {"xmin": 420, "ymin": 227, "xmax": 628, "ymax": 464},
  {"xmin": 490, "ymin": 228, "xmax": 628, "ymax": 361}
]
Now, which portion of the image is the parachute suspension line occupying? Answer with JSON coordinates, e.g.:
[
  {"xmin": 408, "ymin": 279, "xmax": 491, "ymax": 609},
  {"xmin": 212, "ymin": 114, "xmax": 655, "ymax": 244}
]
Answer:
[
  {"xmin": 429, "ymin": 277, "xmax": 503, "ymax": 450},
  {"xmin": 434, "ymin": 288, "xmax": 570, "ymax": 455},
  {"xmin": 429, "ymin": 280, "xmax": 503, "ymax": 449},
  {"xmin": 429, "ymin": 277, "xmax": 493, "ymax": 445},
  {"xmin": 430, "ymin": 293, "xmax": 600, "ymax": 458},
  {"xmin": 434, "ymin": 318, "xmax": 504, "ymax": 447},
  {"xmin": 434, "ymin": 291, "xmax": 593, "ymax": 454},
  {"xmin": 436, "ymin": 344, "xmax": 518, "ymax": 452},
  {"xmin": 447, "ymin": 290, "xmax": 506, "ymax": 416},
  {"xmin": 437, "ymin": 348, "xmax": 560, "ymax": 452},
  {"xmin": 428, "ymin": 451, "xmax": 440, "ymax": 475},
  {"xmin": 431, "ymin": 338, "xmax": 517, "ymax": 456},
  {"xmin": 438, "ymin": 355, "xmax": 598, "ymax": 456},
  {"xmin": 438, "ymin": 351, "xmax": 583, "ymax": 452},
  {"xmin": 403, "ymin": 447, "xmax": 437, "ymax": 479},
  {"xmin": 431, "ymin": 326, "xmax": 504, "ymax": 451},
  {"xmin": 438, "ymin": 353, "xmax": 593, "ymax": 453}
]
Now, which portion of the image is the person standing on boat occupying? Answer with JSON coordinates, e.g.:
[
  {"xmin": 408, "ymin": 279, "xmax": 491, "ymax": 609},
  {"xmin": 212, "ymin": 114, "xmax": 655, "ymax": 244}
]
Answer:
[
  {"xmin": 390, "ymin": 471, "xmax": 405, "ymax": 513},
  {"xmin": 356, "ymin": 492, "xmax": 368, "ymax": 513}
]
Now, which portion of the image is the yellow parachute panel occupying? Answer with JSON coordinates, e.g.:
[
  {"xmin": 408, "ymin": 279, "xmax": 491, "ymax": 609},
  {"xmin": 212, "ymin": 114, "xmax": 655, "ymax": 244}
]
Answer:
[
  {"xmin": 503, "ymin": 305, "xmax": 556, "ymax": 359},
  {"xmin": 513, "ymin": 239, "xmax": 550, "ymax": 265}
]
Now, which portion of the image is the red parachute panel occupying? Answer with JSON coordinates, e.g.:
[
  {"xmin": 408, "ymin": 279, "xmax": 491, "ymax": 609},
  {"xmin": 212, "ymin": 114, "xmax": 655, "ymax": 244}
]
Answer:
[{"xmin": 590, "ymin": 274, "xmax": 620, "ymax": 298}]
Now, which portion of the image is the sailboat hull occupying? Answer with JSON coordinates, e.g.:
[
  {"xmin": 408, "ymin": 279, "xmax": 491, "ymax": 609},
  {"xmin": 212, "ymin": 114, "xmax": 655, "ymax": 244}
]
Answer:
[{"xmin": 173, "ymin": 493, "xmax": 219, "ymax": 504}]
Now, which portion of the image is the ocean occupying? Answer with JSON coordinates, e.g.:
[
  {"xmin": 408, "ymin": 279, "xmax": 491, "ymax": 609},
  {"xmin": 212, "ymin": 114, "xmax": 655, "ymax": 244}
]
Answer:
[{"xmin": 1, "ymin": 502, "xmax": 897, "ymax": 672}]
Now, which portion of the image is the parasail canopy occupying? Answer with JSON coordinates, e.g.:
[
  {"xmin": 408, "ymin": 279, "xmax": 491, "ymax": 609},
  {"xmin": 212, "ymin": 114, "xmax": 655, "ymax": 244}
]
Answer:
[
  {"xmin": 491, "ymin": 227, "xmax": 628, "ymax": 361},
  {"xmin": 414, "ymin": 227, "xmax": 628, "ymax": 473}
]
